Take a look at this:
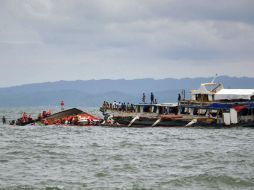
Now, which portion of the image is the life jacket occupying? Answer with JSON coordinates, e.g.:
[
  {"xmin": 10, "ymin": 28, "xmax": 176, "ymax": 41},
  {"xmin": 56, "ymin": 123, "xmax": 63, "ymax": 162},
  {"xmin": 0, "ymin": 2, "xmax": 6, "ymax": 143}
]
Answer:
[
  {"xmin": 43, "ymin": 119, "xmax": 48, "ymax": 125},
  {"xmin": 22, "ymin": 112, "xmax": 27, "ymax": 118},
  {"xmin": 56, "ymin": 119, "xmax": 61, "ymax": 125},
  {"xmin": 22, "ymin": 117, "xmax": 26, "ymax": 123}
]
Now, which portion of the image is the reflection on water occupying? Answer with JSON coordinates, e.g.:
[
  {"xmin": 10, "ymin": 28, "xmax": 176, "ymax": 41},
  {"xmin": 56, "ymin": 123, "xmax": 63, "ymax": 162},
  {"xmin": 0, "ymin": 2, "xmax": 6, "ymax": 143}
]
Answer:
[{"xmin": 0, "ymin": 107, "xmax": 254, "ymax": 189}]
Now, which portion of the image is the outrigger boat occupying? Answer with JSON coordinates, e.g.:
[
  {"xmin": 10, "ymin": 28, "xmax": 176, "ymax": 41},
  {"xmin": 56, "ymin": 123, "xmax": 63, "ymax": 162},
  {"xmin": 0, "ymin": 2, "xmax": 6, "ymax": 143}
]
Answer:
[
  {"xmin": 100, "ymin": 103, "xmax": 192, "ymax": 127},
  {"xmin": 100, "ymin": 82, "xmax": 254, "ymax": 127}
]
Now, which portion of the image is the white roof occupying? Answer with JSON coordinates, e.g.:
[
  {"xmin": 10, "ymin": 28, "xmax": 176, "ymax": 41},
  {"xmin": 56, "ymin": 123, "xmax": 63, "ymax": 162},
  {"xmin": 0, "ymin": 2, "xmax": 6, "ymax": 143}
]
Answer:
[{"xmin": 215, "ymin": 89, "xmax": 254, "ymax": 100}]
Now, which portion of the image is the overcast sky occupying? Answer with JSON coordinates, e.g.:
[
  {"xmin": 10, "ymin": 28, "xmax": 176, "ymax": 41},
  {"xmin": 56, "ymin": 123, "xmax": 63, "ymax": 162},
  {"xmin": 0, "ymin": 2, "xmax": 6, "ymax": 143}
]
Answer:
[{"xmin": 0, "ymin": 0, "xmax": 254, "ymax": 87}]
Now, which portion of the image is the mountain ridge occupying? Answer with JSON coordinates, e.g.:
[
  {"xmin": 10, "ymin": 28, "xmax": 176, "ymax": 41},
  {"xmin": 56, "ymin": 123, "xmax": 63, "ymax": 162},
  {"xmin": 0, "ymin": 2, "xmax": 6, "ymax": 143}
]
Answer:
[{"xmin": 0, "ymin": 76, "xmax": 253, "ymax": 106}]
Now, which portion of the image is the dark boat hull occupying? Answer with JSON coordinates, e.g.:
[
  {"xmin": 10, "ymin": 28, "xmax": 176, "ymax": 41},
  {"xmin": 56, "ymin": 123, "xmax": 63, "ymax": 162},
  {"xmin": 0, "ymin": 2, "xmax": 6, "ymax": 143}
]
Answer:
[
  {"xmin": 113, "ymin": 116, "xmax": 254, "ymax": 128},
  {"xmin": 113, "ymin": 116, "xmax": 190, "ymax": 127},
  {"xmin": 15, "ymin": 119, "xmax": 38, "ymax": 126}
]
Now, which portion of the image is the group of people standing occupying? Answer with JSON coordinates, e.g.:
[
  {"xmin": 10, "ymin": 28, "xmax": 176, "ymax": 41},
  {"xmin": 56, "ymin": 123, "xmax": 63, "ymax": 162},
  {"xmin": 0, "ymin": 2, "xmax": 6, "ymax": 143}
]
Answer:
[
  {"xmin": 102, "ymin": 101, "xmax": 135, "ymax": 112},
  {"xmin": 142, "ymin": 92, "xmax": 157, "ymax": 104},
  {"xmin": 102, "ymin": 92, "xmax": 158, "ymax": 112}
]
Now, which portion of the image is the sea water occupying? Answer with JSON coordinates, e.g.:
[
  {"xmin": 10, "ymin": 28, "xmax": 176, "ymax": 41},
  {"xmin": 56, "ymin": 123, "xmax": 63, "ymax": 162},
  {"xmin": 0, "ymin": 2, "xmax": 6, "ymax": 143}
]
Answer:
[{"xmin": 0, "ymin": 107, "xmax": 254, "ymax": 189}]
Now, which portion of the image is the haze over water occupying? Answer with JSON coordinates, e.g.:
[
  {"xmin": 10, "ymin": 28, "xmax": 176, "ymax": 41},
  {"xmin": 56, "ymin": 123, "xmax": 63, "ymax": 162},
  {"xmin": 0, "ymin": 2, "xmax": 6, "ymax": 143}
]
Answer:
[{"xmin": 0, "ymin": 107, "xmax": 254, "ymax": 189}]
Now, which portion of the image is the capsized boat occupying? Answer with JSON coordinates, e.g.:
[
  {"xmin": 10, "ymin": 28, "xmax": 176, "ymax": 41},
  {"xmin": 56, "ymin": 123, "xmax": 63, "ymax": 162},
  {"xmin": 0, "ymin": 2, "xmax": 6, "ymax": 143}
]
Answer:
[
  {"xmin": 76, "ymin": 113, "xmax": 102, "ymax": 125},
  {"xmin": 45, "ymin": 108, "xmax": 83, "ymax": 125},
  {"xmin": 44, "ymin": 108, "xmax": 102, "ymax": 126},
  {"xmin": 14, "ymin": 108, "xmax": 102, "ymax": 126}
]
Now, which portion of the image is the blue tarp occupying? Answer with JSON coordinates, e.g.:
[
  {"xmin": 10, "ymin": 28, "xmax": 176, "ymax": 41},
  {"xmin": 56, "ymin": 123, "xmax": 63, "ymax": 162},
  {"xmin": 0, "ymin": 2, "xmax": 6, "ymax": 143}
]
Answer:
[
  {"xmin": 246, "ymin": 103, "xmax": 254, "ymax": 109},
  {"xmin": 180, "ymin": 103, "xmax": 231, "ymax": 109},
  {"xmin": 180, "ymin": 101, "xmax": 254, "ymax": 110},
  {"xmin": 205, "ymin": 103, "xmax": 232, "ymax": 109}
]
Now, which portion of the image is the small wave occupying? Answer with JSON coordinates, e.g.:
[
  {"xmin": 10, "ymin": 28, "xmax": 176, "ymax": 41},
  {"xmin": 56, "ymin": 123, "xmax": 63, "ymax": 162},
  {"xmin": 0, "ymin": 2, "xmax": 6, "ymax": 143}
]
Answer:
[
  {"xmin": 45, "ymin": 186, "xmax": 64, "ymax": 190},
  {"xmin": 167, "ymin": 174, "xmax": 254, "ymax": 189},
  {"xmin": 0, "ymin": 159, "xmax": 8, "ymax": 163}
]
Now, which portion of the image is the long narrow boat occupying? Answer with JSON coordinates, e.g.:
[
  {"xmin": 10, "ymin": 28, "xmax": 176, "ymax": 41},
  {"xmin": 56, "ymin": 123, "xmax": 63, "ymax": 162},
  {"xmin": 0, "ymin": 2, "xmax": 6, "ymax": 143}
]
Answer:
[
  {"xmin": 100, "ymin": 82, "xmax": 254, "ymax": 127},
  {"xmin": 100, "ymin": 103, "xmax": 192, "ymax": 127}
]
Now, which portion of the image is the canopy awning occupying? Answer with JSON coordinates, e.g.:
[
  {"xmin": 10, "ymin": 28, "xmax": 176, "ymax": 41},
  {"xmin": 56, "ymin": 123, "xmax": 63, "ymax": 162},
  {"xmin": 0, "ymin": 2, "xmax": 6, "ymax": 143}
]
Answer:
[{"xmin": 215, "ymin": 89, "xmax": 254, "ymax": 100}]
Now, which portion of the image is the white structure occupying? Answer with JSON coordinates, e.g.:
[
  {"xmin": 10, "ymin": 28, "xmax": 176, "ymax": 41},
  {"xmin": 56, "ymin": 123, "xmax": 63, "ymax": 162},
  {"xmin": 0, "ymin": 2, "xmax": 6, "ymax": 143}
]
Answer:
[
  {"xmin": 191, "ymin": 83, "xmax": 224, "ymax": 101},
  {"xmin": 215, "ymin": 89, "xmax": 254, "ymax": 101},
  {"xmin": 191, "ymin": 82, "xmax": 254, "ymax": 102}
]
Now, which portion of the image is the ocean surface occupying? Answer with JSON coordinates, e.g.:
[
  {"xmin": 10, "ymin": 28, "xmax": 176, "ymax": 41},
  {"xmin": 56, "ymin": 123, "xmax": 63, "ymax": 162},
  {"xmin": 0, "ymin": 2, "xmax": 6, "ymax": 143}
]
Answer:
[{"xmin": 0, "ymin": 107, "xmax": 254, "ymax": 190}]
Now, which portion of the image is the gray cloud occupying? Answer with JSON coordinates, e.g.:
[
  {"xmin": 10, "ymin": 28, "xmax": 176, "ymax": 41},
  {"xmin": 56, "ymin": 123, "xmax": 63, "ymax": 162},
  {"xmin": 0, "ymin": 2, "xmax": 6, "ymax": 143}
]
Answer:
[{"xmin": 0, "ymin": 0, "xmax": 253, "ymax": 87}]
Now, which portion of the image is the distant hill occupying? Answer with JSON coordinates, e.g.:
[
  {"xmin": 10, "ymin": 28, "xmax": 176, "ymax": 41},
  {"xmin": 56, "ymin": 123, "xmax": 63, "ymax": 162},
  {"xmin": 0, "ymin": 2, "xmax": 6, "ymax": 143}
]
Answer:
[{"xmin": 0, "ymin": 76, "xmax": 253, "ymax": 107}]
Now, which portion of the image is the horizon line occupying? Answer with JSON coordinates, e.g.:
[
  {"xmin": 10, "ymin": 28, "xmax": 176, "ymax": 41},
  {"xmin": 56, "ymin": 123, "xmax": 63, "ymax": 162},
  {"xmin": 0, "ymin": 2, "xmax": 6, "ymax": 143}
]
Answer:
[{"xmin": 0, "ymin": 75, "xmax": 253, "ymax": 89}]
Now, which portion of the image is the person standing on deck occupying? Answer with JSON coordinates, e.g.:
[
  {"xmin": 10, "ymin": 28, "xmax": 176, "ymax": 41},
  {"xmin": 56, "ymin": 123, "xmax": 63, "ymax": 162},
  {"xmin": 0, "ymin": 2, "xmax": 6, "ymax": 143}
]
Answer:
[
  {"xmin": 178, "ymin": 93, "xmax": 181, "ymax": 102},
  {"xmin": 150, "ymin": 92, "xmax": 155, "ymax": 104},
  {"xmin": 60, "ymin": 100, "xmax": 65, "ymax": 111},
  {"xmin": 142, "ymin": 93, "xmax": 146, "ymax": 103},
  {"xmin": 178, "ymin": 93, "xmax": 181, "ymax": 106},
  {"xmin": 112, "ymin": 101, "xmax": 117, "ymax": 109}
]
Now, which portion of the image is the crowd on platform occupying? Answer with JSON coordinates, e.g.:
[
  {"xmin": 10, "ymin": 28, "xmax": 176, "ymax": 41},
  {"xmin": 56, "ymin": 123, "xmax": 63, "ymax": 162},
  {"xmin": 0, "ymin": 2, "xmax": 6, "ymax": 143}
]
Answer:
[
  {"xmin": 102, "ymin": 101, "xmax": 136, "ymax": 112},
  {"xmin": 102, "ymin": 92, "xmax": 158, "ymax": 112}
]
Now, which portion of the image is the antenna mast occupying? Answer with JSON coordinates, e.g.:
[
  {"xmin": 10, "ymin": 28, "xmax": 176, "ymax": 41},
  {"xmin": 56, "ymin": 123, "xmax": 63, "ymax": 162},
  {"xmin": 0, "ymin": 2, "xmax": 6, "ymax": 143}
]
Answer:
[{"xmin": 211, "ymin": 74, "xmax": 218, "ymax": 83}]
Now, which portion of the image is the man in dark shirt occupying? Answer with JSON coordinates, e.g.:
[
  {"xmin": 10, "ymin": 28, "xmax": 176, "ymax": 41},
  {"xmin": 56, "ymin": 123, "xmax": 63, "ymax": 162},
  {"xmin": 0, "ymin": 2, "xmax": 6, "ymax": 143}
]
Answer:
[{"xmin": 151, "ymin": 92, "xmax": 154, "ymax": 104}]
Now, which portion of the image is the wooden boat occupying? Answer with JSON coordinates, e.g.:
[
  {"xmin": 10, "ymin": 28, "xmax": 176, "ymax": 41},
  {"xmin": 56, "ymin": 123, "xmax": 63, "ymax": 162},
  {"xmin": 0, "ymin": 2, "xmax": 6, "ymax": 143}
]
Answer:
[
  {"xmin": 100, "ymin": 103, "xmax": 192, "ymax": 127},
  {"xmin": 101, "ymin": 81, "xmax": 254, "ymax": 127}
]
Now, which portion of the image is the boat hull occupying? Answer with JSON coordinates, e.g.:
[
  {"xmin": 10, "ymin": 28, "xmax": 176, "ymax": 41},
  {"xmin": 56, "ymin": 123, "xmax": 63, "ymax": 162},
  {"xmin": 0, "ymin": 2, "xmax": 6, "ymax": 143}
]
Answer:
[{"xmin": 112, "ymin": 116, "xmax": 190, "ymax": 127}]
